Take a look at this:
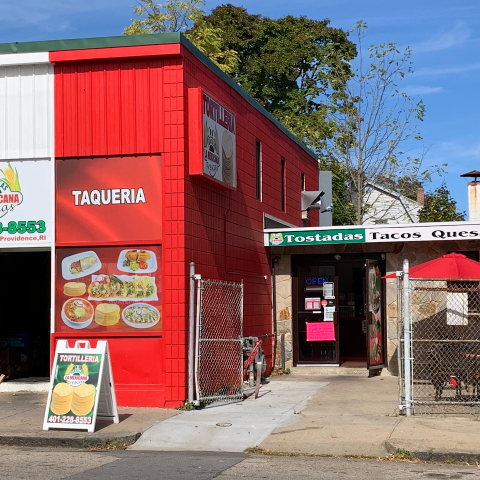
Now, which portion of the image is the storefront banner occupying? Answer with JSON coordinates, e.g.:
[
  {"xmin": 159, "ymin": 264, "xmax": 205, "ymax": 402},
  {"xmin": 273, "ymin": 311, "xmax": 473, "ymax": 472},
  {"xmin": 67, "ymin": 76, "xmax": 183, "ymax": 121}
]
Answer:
[
  {"xmin": 56, "ymin": 155, "xmax": 162, "ymax": 244},
  {"xmin": 364, "ymin": 224, "xmax": 480, "ymax": 243},
  {"xmin": 43, "ymin": 340, "xmax": 118, "ymax": 433},
  {"xmin": 0, "ymin": 160, "xmax": 51, "ymax": 246},
  {"xmin": 306, "ymin": 322, "xmax": 335, "ymax": 341},
  {"xmin": 189, "ymin": 88, "xmax": 237, "ymax": 189},
  {"xmin": 265, "ymin": 222, "xmax": 480, "ymax": 246},
  {"xmin": 55, "ymin": 245, "xmax": 162, "ymax": 333}
]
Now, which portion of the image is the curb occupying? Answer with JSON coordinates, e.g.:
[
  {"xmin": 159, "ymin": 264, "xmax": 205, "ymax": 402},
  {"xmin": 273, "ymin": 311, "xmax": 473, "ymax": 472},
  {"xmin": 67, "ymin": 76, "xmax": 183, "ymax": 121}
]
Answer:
[
  {"xmin": 384, "ymin": 441, "xmax": 480, "ymax": 463},
  {"xmin": 0, "ymin": 432, "xmax": 142, "ymax": 449}
]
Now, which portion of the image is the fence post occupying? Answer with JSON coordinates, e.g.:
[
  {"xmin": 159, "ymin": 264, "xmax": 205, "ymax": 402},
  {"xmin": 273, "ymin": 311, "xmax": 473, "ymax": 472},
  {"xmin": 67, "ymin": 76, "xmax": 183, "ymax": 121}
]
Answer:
[
  {"xmin": 403, "ymin": 259, "xmax": 412, "ymax": 416},
  {"xmin": 194, "ymin": 276, "xmax": 202, "ymax": 406},
  {"xmin": 188, "ymin": 262, "xmax": 195, "ymax": 404},
  {"xmin": 396, "ymin": 271, "xmax": 403, "ymax": 409}
]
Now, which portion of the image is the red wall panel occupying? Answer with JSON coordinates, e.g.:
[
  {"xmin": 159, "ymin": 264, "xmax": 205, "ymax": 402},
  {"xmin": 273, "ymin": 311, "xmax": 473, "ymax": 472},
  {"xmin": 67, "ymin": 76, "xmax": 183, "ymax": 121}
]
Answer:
[
  {"xmin": 55, "ymin": 60, "xmax": 164, "ymax": 158},
  {"xmin": 52, "ymin": 335, "xmax": 166, "ymax": 407}
]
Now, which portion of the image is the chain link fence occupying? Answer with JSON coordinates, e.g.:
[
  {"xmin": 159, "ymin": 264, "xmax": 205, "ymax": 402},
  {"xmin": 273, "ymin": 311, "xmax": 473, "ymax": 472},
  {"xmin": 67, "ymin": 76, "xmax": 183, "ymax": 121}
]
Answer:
[
  {"xmin": 194, "ymin": 279, "xmax": 244, "ymax": 406},
  {"xmin": 400, "ymin": 278, "xmax": 480, "ymax": 415}
]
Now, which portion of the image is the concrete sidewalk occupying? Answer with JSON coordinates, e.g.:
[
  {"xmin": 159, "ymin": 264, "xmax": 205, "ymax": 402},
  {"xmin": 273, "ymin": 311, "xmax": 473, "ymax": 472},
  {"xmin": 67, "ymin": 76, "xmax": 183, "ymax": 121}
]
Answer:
[
  {"xmin": 0, "ymin": 391, "xmax": 178, "ymax": 448},
  {"xmin": 259, "ymin": 375, "xmax": 480, "ymax": 462},
  {"xmin": 2, "ymin": 374, "xmax": 480, "ymax": 461}
]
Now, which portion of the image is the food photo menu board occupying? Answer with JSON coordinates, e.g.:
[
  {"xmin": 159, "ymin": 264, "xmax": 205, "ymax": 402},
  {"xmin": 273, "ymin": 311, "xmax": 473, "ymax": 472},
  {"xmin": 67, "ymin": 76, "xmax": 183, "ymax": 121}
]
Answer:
[{"xmin": 55, "ymin": 246, "xmax": 162, "ymax": 333}]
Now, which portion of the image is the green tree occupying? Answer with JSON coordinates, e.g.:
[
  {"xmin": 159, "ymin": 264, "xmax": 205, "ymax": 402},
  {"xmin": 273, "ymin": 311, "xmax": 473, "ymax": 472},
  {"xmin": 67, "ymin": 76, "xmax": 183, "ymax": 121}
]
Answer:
[
  {"xmin": 124, "ymin": 0, "xmax": 238, "ymax": 74},
  {"xmin": 326, "ymin": 22, "xmax": 442, "ymax": 225},
  {"xmin": 200, "ymin": 5, "xmax": 357, "ymax": 151},
  {"xmin": 418, "ymin": 184, "xmax": 466, "ymax": 222}
]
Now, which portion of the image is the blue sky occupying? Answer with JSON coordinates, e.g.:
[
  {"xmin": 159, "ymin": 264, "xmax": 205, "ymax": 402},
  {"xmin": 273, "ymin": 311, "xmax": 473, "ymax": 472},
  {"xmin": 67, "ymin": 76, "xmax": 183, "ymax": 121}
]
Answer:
[{"xmin": 0, "ymin": 0, "xmax": 478, "ymax": 216}]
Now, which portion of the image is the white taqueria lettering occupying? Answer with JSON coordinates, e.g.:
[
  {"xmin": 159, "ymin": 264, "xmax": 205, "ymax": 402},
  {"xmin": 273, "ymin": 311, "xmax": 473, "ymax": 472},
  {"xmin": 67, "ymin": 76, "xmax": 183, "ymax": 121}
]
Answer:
[{"xmin": 72, "ymin": 188, "xmax": 147, "ymax": 206}]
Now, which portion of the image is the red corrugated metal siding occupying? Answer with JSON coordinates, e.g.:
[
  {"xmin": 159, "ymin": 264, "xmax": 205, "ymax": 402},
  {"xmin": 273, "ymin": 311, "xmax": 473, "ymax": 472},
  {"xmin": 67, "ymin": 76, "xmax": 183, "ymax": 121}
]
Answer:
[{"xmin": 54, "ymin": 60, "xmax": 164, "ymax": 157}]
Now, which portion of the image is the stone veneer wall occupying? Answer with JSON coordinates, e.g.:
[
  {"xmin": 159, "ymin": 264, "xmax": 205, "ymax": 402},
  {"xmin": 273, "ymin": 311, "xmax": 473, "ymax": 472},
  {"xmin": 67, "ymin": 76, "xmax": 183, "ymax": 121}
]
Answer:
[
  {"xmin": 274, "ymin": 255, "xmax": 294, "ymax": 369},
  {"xmin": 273, "ymin": 239, "xmax": 480, "ymax": 374}
]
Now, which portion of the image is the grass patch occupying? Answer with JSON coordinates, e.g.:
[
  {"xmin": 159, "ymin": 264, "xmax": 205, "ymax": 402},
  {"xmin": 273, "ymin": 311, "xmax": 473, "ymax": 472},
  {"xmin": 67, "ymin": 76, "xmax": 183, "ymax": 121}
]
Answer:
[
  {"xmin": 88, "ymin": 439, "xmax": 128, "ymax": 451},
  {"xmin": 245, "ymin": 447, "xmax": 475, "ymax": 466},
  {"xmin": 271, "ymin": 367, "xmax": 291, "ymax": 376}
]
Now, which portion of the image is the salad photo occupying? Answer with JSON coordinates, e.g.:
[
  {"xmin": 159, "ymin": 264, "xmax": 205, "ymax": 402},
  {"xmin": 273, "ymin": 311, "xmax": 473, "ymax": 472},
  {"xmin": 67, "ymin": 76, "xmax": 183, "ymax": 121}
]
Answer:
[{"xmin": 122, "ymin": 303, "xmax": 160, "ymax": 328}]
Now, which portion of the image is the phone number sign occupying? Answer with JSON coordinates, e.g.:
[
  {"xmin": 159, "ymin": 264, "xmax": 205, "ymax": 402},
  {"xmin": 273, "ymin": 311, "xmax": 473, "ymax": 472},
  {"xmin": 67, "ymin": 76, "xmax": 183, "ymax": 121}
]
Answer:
[{"xmin": 0, "ymin": 160, "xmax": 52, "ymax": 247}]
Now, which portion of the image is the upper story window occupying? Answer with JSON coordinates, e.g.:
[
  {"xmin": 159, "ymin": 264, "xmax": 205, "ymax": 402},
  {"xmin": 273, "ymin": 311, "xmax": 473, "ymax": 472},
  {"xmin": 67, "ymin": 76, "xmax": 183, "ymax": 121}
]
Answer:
[
  {"xmin": 281, "ymin": 157, "xmax": 286, "ymax": 211},
  {"xmin": 301, "ymin": 172, "xmax": 305, "ymax": 191},
  {"xmin": 256, "ymin": 140, "xmax": 262, "ymax": 201}
]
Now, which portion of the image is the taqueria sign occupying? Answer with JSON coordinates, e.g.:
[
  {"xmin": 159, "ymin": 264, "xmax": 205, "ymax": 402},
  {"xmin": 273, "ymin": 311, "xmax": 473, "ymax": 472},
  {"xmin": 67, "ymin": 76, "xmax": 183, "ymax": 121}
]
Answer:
[{"xmin": 265, "ymin": 223, "xmax": 480, "ymax": 246}]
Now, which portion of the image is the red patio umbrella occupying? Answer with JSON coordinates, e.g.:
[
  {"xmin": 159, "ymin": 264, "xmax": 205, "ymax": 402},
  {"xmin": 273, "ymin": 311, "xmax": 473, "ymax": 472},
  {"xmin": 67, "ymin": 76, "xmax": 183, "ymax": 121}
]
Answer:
[{"xmin": 384, "ymin": 253, "xmax": 480, "ymax": 279}]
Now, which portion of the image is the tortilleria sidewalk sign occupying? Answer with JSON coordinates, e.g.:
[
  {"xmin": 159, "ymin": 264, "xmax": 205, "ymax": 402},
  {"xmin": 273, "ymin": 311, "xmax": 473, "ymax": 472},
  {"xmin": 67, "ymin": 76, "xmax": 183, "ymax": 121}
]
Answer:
[
  {"xmin": 43, "ymin": 340, "xmax": 118, "ymax": 433},
  {"xmin": 265, "ymin": 222, "xmax": 480, "ymax": 246}
]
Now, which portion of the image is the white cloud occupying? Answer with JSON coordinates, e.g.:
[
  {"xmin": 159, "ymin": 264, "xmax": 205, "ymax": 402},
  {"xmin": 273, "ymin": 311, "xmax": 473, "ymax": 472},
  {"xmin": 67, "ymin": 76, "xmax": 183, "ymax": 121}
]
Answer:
[
  {"xmin": 413, "ymin": 62, "xmax": 480, "ymax": 77},
  {"xmin": 413, "ymin": 21, "xmax": 471, "ymax": 52},
  {"xmin": 402, "ymin": 85, "xmax": 443, "ymax": 95}
]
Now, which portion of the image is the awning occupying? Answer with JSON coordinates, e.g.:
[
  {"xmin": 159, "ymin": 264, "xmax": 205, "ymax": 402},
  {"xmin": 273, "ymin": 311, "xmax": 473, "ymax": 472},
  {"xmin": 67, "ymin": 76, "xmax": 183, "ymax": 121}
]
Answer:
[{"xmin": 384, "ymin": 253, "xmax": 480, "ymax": 279}]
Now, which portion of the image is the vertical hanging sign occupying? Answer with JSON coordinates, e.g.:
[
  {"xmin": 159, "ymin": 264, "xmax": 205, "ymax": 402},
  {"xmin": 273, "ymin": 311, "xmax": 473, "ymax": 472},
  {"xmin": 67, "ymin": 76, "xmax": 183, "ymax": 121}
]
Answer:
[
  {"xmin": 189, "ymin": 87, "xmax": 237, "ymax": 189},
  {"xmin": 43, "ymin": 340, "xmax": 119, "ymax": 433}
]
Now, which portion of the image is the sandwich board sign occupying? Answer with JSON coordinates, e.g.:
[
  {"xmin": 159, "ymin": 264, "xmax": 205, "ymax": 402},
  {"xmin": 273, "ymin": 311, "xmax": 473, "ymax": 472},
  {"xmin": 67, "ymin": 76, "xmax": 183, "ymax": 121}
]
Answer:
[{"xmin": 43, "ymin": 340, "xmax": 119, "ymax": 433}]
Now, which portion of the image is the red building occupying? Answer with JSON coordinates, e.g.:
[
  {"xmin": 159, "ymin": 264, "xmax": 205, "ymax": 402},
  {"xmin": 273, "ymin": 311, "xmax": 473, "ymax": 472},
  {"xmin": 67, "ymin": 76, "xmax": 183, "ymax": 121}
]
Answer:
[{"xmin": 0, "ymin": 34, "xmax": 319, "ymax": 407}]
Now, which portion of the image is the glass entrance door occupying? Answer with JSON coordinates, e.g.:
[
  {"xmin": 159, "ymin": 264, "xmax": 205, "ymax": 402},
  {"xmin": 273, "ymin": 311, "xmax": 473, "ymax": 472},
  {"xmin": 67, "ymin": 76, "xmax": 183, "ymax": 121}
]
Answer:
[{"xmin": 295, "ymin": 265, "xmax": 339, "ymax": 364}]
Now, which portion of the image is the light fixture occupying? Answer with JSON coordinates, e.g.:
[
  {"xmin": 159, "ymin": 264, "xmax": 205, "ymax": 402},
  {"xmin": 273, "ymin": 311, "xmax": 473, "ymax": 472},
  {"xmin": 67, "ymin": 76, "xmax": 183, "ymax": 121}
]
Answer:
[{"xmin": 334, "ymin": 254, "xmax": 341, "ymax": 260}]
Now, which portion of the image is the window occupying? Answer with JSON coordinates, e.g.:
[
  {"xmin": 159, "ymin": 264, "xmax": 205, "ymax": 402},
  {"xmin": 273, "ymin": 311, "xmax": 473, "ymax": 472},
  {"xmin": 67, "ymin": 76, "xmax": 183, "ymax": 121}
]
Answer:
[
  {"xmin": 255, "ymin": 140, "xmax": 262, "ymax": 200},
  {"xmin": 280, "ymin": 157, "xmax": 286, "ymax": 211},
  {"xmin": 301, "ymin": 172, "xmax": 305, "ymax": 191}
]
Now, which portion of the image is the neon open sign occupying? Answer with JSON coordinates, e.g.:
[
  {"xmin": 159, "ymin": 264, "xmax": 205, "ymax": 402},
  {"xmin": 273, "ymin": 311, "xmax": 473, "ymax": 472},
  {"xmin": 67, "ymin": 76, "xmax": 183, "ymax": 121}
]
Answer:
[{"xmin": 305, "ymin": 277, "xmax": 329, "ymax": 287}]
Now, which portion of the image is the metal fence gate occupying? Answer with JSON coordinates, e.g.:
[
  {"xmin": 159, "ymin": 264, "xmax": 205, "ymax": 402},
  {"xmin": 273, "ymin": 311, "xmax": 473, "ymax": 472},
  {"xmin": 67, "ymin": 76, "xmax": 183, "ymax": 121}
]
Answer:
[
  {"xmin": 399, "ymin": 269, "xmax": 480, "ymax": 415},
  {"xmin": 193, "ymin": 278, "xmax": 244, "ymax": 406}
]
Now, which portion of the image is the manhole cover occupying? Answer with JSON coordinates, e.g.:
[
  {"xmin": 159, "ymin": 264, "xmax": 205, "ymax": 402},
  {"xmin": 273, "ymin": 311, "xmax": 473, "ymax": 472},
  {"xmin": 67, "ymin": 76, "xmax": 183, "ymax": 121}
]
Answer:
[{"xmin": 216, "ymin": 423, "xmax": 232, "ymax": 427}]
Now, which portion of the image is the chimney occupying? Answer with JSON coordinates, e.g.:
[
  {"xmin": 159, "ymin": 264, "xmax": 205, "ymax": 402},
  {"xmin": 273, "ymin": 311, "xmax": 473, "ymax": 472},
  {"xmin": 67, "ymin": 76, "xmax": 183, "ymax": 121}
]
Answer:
[
  {"xmin": 468, "ymin": 182, "xmax": 480, "ymax": 221},
  {"xmin": 461, "ymin": 171, "xmax": 480, "ymax": 221},
  {"xmin": 416, "ymin": 187, "xmax": 424, "ymax": 205}
]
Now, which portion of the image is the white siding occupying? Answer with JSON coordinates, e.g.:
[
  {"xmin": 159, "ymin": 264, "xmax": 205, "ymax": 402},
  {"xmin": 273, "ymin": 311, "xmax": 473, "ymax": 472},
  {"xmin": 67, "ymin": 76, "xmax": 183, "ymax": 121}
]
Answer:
[
  {"xmin": 363, "ymin": 186, "xmax": 421, "ymax": 225},
  {"xmin": 0, "ymin": 61, "xmax": 54, "ymax": 160}
]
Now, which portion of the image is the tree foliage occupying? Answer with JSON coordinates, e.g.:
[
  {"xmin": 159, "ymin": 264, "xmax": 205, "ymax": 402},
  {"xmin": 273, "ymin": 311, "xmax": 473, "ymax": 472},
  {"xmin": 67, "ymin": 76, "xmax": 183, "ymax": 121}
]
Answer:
[
  {"xmin": 199, "ymin": 5, "xmax": 357, "ymax": 151},
  {"xmin": 325, "ymin": 22, "xmax": 442, "ymax": 225},
  {"xmin": 124, "ymin": 0, "xmax": 238, "ymax": 73},
  {"xmin": 418, "ymin": 184, "xmax": 466, "ymax": 222}
]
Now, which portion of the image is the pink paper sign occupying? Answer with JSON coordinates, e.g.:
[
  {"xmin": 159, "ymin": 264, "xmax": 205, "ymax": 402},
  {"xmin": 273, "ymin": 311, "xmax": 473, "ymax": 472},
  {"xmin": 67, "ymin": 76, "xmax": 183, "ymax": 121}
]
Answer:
[{"xmin": 306, "ymin": 322, "xmax": 336, "ymax": 341}]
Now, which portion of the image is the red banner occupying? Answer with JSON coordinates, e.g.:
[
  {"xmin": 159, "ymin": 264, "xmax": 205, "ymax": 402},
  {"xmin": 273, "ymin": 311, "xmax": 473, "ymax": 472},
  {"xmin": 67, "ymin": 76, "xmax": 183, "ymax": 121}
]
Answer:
[
  {"xmin": 56, "ymin": 155, "xmax": 162, "ymax": 244},
  {"xmin": 56, "ymin": 245, "xmax": 162, "ymax": 333}
]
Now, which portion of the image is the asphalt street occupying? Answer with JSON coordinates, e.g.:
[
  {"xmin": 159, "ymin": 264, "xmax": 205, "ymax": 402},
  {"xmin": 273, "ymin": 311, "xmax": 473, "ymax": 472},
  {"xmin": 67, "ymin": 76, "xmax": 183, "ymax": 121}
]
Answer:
[{"xmin": 2, "ymin": 448, "xmax": 480, "ymax": 480}]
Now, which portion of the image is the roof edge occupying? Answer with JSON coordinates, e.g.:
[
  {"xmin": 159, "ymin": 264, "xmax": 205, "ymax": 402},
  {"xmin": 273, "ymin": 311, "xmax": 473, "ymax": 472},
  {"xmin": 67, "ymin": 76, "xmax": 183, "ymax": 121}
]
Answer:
[{"xmin": 0, "ymin": 32, "xmax": 182, "ymax": 55}]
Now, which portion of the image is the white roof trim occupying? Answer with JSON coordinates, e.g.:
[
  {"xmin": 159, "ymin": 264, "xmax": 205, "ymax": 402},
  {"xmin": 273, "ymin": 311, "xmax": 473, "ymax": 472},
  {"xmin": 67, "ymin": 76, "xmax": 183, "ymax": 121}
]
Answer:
[{"xmin": 0, "ymin": 52, "xmax": 50, "ymax": 66}]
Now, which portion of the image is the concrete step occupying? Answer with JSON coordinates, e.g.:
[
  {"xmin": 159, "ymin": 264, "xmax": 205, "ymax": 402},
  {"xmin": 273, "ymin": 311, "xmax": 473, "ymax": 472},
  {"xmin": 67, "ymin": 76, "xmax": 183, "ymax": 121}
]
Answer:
[
  {"xmin": 291, "ymin": 366, "xmax": 392, "ymax": 376},
  {"xmin": 0, "ymin": 377, "xmax": 49, "ymax": 393}
]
